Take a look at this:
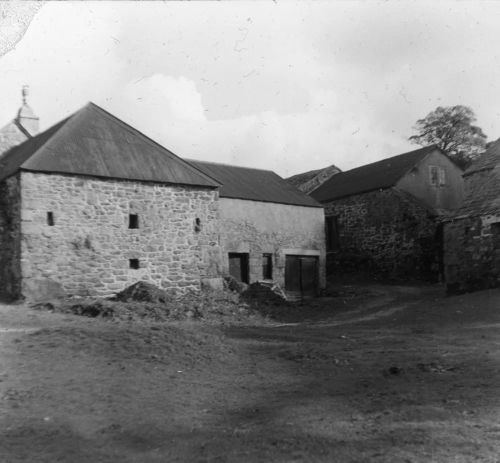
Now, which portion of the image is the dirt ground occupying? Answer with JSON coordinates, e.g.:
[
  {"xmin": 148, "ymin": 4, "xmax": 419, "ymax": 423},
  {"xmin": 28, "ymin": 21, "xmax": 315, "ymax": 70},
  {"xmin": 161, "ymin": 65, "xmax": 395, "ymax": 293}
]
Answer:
[{"xmin": 1, "ymin": 284, "xmax": 500, "ymax": 462}]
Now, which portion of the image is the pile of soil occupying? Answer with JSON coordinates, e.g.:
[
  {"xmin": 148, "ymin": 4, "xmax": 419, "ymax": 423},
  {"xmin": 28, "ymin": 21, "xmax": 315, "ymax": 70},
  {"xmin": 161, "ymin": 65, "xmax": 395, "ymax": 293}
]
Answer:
[
  {"xmin": 114, "ymin": 281, "xmax": 173, "ymax": 304},
  {"xmin": 31, "ymin": 281, "xmax": 267, "ymax": 324}
]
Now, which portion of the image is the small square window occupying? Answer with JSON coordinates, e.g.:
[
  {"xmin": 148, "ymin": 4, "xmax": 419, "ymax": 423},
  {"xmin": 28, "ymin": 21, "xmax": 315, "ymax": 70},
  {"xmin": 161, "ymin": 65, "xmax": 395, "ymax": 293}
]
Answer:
[
  {"xmin": 129, "ymin": 214, "xmax": 139, "ymax": 229},
  {"xmin": 129, "ymin": 258, "xmax": 140, "ymax": 269},
  {"xmin": 491, "ymin": 222, "xmax": 500, "ymax": 235},
  {"xmin": 47, "ymin": 212, "xmax": 54, "ymax": 226}
]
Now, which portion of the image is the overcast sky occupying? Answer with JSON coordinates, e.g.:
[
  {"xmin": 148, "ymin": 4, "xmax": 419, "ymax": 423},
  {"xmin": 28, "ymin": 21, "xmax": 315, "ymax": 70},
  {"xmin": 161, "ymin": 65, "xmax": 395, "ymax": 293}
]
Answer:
[{"xmin": 1, "ymin": 1, "xmax": 500, "ymax": 177}]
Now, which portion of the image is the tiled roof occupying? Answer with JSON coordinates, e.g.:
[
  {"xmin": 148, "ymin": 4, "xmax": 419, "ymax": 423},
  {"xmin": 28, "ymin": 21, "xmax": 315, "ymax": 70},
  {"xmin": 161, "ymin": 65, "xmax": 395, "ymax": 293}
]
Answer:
[
  {"xmin": 0, "ymin": 103, "xmax": 218, "ymax": 188},
  {"xmin": 464, "ymin": 138, "xmax": 500, "ymax": 176},
  {"xmin": 310, "ymin": 145, "xmax": 439, "ymax": 203},
  {"xmin": 190, "ymin": 160, "xmax": 322, "ymax": 208}
]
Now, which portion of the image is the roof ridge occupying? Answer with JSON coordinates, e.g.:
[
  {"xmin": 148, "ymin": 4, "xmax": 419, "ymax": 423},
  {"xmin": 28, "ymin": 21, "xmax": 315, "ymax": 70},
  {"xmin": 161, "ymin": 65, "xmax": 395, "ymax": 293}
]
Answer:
[
  {"xmin": 85, "ymin": 103, "xmax": 218, "ymax": 185},
  {"xmin": 189, "ymin": 158, "xmax": 278, "ymax": 175}
]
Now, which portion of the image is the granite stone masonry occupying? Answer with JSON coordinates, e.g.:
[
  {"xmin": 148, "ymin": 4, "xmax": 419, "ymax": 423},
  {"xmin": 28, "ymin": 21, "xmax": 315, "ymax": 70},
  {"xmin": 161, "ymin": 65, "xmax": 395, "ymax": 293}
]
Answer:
[
  {"xmin": 0, "ymin": 175, "xmax": 22, "ymax": 300},
  {"xmin": 324, "ymin": 188, "xmax": 440, "ymax": 280},
  {"xmin": 444, "ymin": 215, "xmax": 500, "ymax": 294},
  {"xmin": 17, "ymin": 172, "xmax": 221, "ymax": 299}
]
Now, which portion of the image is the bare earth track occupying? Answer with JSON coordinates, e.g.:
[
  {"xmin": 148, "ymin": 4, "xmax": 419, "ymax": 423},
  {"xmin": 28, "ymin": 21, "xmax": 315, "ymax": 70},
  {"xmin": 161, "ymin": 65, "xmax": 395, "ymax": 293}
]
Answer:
[{"xmin": 1, "ymin": 285, "xmax": 500, "ymax": 462}]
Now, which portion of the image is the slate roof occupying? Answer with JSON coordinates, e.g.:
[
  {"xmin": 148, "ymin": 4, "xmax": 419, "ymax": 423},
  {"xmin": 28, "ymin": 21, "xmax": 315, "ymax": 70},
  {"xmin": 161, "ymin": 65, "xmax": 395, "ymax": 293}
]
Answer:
[
  {"xmin": 0, "ymin": 102, "xmax": 218, "ymax": 188},
  {"xmin": 310, "ymin": 145, "xmax": 439, "ymax": 203},
  {"xmin": 464, "ymin": 137, "xmax": 500, "ymax": 176},
  {"xmin": 453, "ymin": 139, "xmax": 500, "ymax": 219},
  {"xmin": 287, "ymin": 167, "xmax": 329, "ymax": 189},
  {"xmin": 190, "ymin": 160, "xmax": 322, "ymax": 208}
]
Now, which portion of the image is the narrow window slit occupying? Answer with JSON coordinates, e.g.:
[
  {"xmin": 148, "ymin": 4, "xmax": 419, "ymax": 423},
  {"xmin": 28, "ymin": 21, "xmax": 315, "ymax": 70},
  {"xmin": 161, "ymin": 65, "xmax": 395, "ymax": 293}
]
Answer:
[
  {"xmin": 129, "ymin": 214, "xmax": 139, "ymax": 229},
  {"xmin": 47, "ymin": 212, "xmax": 54, "ymax": 226},
  {"xmin": 194, "ymin": 217, "xmax": 201, "ymax": 232}
]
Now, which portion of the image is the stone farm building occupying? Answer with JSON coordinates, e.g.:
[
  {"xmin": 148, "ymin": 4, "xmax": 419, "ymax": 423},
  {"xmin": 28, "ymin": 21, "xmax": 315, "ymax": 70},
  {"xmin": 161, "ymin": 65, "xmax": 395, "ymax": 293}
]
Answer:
[
  {"xmin": 444, "ymin": 139, "xmax": 500, "ymax": 293},
  {"xmin": 191, "ymin": 161, "xmax": 326, "ymax": 298},
  {"xmin": 0, "ymin": 98, "xmax": 325, "ymax": 301},
  {"xmin": 310, "ymin": 146, "xmax": 464, "ymax": 281}
]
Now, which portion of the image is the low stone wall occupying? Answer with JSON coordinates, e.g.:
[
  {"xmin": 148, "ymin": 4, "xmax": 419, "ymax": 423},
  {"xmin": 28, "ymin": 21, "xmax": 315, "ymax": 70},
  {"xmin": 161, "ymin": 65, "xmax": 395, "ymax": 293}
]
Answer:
[
  {"xmin": 324, "ymin": 188, "xmax": 440, "ymax": 281},
  {"xmin": 19, "ymin": 172, "xmax": 221, "ymax": 299},
  {"xmin": 444, "ymin": 214, "xmax": 500, "ymax": 294},
  {"xmin": 0, "ymin": 175, "xmax": 22, "ymax": 300}
]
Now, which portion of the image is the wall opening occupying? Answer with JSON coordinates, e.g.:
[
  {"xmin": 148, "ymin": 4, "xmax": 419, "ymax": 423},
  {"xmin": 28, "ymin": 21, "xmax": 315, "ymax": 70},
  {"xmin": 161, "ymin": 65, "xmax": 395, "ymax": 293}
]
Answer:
[
  {"xmin": 262, "ymin": 253, "xmax": 273, "ymax": 279},
  {"xmin": 194, "ymin": 217, "xmax": 201, "ymax": 232},
  {"xmin": 326, "ymin": 216, "xmax": 340, "ymax": 251},
  {"xmin": 228, "ymin": 253, "xmax": 249, "ymax": 283},
  {"xmin": 47, "ymin": 212, "xmax": 54, "ymax": 226},
  {"xmin": 129, "ymin": 258, "xmax": 140, "ymax": 269},
  {"xmin": 285, "ymin": 255, "xmax": 318, "ymax": 298},
  {"xmin": 129, "ymin": 214, "xmax": 139, "ymax": 229}
]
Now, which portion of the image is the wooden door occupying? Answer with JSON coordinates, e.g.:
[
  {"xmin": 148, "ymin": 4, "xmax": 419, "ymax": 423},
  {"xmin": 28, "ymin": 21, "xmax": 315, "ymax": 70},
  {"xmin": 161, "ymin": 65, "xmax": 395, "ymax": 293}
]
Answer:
[{"xmin": 285, "ymin": 255, "xmax": 318, "ymax": 298}]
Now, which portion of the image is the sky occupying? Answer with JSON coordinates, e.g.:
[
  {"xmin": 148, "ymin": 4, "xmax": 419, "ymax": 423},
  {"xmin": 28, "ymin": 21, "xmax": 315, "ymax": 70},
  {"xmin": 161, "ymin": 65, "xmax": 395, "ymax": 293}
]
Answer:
[{"xmin": 1, "ymin": 1, "xmax": 500, "ymax": 178}]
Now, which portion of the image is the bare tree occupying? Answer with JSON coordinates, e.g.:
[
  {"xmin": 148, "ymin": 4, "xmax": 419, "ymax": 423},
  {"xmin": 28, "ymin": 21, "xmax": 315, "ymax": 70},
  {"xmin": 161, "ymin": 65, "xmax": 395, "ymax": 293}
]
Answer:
[{"xmin": 409, "ymin": 105, "xmax": 487, "ymax": 168}]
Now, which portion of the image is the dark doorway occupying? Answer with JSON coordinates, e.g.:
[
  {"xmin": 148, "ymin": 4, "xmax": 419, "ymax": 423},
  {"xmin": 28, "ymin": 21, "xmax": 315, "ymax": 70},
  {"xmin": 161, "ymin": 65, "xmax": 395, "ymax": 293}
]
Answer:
[
  {"xmin": 285, "ymin": 255, "xmax": 318, "ymax": 298},
  {"xmin": 435, "ymin": 223, "xmax": 444, "ymax": 282},
  {"xmin": 228, "ymin": 253, "xmax": 249, "ymax": 283}
]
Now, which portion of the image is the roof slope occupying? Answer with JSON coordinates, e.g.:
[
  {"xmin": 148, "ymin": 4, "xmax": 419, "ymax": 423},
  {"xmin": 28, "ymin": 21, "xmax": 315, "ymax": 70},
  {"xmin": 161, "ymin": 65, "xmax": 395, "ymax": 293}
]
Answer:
[
  {"xmin": 286, "ymin": 164, "xmax": 341, "ymax": 194},
  {"xmin": 453, "ymin": 139, "xmax": 500, "ymax": 218},
  {"xmin": 464, "ymin": 138, "xmax": 500, "ymax": 176},
  {"xmin": 0, "ymin": 103, "xmax": 218, "ymax": 188},
  {"xmin": 287, "ymin": 167, "xmax": 327, "ymax": 188},
  {"xmin": 190, "ymin": 160, "xmax": 322, "ymax": 208},
  {"xmin": 454, "ymin": 167, "xmax": 500, "ymax": 218},
  {"xmin": 311, "ymin": 145, "xmax": 438, "ymax": 203}
]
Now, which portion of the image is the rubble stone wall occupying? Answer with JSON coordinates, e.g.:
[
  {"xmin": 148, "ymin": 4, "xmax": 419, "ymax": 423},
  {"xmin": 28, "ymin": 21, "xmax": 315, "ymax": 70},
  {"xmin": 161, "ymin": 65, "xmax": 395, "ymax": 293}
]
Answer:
[
  {"xmin": 19, "ymin": 172, "xmax": 221, "ymax": 299},
  {"xmin": 444, "ymin": 214, "xmax": 500, "ymax": 294},
  {"xmin": 0, "ymin": 175, "xmax": 22, "ymax": 300},
  {"xmin": 218, "ymin": 198, "xmax": 326, "ymax": 290},
  {"xmin": 324, "ymin": 188, "xmax": 440, "ymax": 280}
]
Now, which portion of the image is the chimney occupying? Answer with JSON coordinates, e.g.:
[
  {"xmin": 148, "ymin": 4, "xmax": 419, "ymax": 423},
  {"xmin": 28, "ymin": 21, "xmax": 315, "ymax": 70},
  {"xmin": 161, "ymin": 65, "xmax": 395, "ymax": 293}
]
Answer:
[{"xmin": 15, "ymin": 85, "xmax": 39, "ymax": 136}]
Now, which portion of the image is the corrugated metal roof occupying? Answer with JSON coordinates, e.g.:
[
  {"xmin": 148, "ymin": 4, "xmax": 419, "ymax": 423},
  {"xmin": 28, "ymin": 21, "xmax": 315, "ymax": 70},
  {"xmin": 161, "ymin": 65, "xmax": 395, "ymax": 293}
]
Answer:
[
  {"xmin": 310, "ymin": 145, "xmax": 439, "ymax": 203},
  {"xmin": 464, "ymin": 138, "xmax": 500, "ymax": 176},
  {"xmin": 0, "ymin": 103, "xmax": 219, "ymax": 188},
  {"xmin": 190, "ymin": 160, "xmax": 322, "ymax": 208}
]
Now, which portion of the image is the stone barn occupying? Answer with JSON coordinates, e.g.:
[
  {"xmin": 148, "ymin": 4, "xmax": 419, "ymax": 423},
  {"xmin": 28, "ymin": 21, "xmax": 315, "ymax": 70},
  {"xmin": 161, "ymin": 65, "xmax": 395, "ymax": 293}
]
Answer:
[
  {"xmin": 310, "ymin": 146, "xmax": 464, "ymax": 281},
  {"xmin": 0, "ymin": 102, "xmax": 222, "ymax": 301},
  {"xmin": 444, "ymin": 139, "xmax": 500, "ymax": 293},
  {"xmin": 191, "ymin": 161, "xmax": 326, "ymax": 298}
]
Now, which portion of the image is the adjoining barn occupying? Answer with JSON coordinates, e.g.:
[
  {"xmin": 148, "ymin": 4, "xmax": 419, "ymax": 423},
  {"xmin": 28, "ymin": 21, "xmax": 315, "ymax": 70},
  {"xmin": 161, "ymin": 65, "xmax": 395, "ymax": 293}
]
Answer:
[
  {"xmin": 190, "ymin": 161, "xmax": 326, "ymax": 299},
  {"xmin": 444, "ymin": 139, "xmax": 500, "ymax": 294},
  {"xmin": 310, "ymin": 146, "xmax": 464, "ymax": 281},
  {"xmin": 0, "ymin": 102, "xmax": 222, "ymax": 301}
]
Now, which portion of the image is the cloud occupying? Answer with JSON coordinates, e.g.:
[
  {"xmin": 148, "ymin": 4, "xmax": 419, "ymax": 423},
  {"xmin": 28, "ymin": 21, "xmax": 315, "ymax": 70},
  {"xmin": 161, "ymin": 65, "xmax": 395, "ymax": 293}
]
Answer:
[{"xmin": 124, "ymin": 74, "xmax": 207, "ymax": 123}]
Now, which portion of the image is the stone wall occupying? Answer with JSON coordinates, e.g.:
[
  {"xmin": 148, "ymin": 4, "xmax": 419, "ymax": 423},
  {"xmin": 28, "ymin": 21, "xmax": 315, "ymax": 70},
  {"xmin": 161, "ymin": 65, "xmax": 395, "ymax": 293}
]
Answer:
[
  {"xmin": 444, "ymin": 214, "xmax": 500, "ymax": 294},
  {"xmin": 218, "ymin": 198, "xmax": 326, "ymax": 290},
  {"xmin": 19, "ymin": 172, "xmax": 221, "ymax": 299},
  {"xmin": 324, "ymin": 188, "xmax": 440, "ymax": 281},
  {"xmin": 0, "ymin": 175, "xmax": 22, "ymax": 300}
]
